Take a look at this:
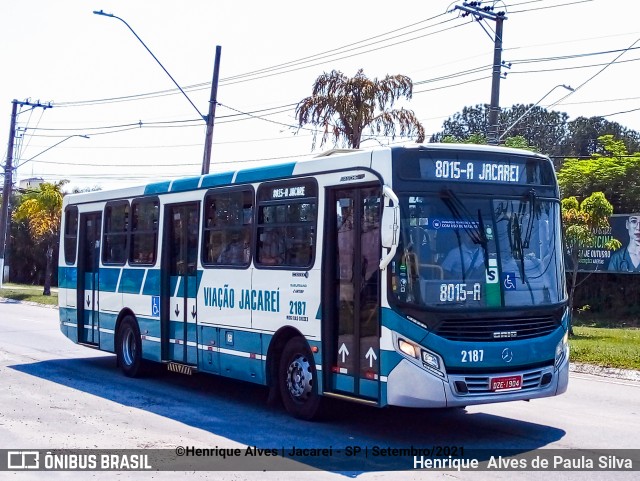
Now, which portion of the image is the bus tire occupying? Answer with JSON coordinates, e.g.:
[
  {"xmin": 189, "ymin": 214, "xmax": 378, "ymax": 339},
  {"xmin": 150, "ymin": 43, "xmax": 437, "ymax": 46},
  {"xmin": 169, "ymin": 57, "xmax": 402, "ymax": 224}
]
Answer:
[
  {"xmin": 117, "ymin": 315, "xmax": 144, "ymax": 378},
  {"xmin": 278, "ymin": 337, "xmax": 321, "ymax": 420}
]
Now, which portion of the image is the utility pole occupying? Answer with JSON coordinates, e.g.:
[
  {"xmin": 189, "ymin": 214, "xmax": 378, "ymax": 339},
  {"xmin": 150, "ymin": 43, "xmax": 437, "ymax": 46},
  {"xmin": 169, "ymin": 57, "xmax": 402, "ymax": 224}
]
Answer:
[
  {"xmin": 0, "ymin": 99, "xmax": 51, "ymax": 287},
  {"xmin": 454, "ymin": 2, "xmax": 507, "ymax": 145},
  {"xmin": 202, "ymin": 45, "xmax": 222, "ymax": 175}
]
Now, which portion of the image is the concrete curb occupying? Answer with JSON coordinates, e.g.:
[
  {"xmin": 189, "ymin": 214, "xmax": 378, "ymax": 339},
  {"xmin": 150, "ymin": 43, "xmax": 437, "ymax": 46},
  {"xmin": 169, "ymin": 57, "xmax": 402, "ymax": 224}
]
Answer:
[
  {"xmin": 570, "ymin": 362, "xmax": 640, "ymax": 383},
  {"xmin": 0, "ymin": 297, "xmax": 58, "ymax": 309}
]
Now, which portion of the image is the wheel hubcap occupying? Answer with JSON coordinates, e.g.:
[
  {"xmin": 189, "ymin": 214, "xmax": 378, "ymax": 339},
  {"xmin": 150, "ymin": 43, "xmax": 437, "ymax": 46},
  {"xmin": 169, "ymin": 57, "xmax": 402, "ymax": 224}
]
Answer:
[
  {"xmin": 286, "ymin": 354, "xmax": 313, "ymax": 401},
  {"xmin": 121, "ymin": 328, "xmax": 136, "ymax": 366}
]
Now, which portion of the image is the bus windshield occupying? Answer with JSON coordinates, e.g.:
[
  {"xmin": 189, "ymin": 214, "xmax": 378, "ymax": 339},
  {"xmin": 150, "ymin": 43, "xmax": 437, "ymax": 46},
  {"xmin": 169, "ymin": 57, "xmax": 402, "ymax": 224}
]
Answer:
[{"xmin": 391, "ymin": 193, "xmax": 565, "ymax": 309}]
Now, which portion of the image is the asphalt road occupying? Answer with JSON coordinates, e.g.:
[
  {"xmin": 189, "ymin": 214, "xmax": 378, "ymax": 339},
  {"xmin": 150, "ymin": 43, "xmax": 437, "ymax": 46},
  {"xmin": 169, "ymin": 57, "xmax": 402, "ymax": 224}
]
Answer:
[{"xmin": 0, "ymin": 299, "xmax": 638, "ymax": 480}]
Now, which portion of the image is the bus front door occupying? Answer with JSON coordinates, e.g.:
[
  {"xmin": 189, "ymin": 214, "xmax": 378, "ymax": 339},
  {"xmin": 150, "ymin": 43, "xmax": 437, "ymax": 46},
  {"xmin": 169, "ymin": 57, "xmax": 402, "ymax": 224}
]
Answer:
[
  {"xmin": 77, "ymin": 212, "xmax": 101, "ymax": 345},
  {"xmin": 162, "ymin": 202, "xmax": 200, "ymax": 366},
  {"xmin": 324, "ymin": 185, "xmax": 381, "ymax": 402}
]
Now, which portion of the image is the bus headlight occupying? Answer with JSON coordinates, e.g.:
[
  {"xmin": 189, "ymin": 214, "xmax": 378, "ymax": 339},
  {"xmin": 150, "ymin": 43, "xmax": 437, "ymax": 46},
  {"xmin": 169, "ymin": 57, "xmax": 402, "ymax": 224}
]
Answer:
[
  {"xmin": 421, "ymin": 350, "xmax": 440, "ymax": 370},
  {"xmin": 398, "ymin": 339, "xmax": 418, "ymax": 358},
  {"xmin": 555, "ymin": 331, "xmax": 569, "ymax": 367},
  {"xmin": 397, "ymin": 337, "xmax": 445, "ymax": 378}
]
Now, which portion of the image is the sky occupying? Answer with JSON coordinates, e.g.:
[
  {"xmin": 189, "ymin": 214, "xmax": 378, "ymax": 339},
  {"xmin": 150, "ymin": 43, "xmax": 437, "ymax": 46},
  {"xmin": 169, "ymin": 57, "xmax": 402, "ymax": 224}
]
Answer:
[{"xmin": 1, "ymin": 0, "xmax": 639, "ymax": 192}]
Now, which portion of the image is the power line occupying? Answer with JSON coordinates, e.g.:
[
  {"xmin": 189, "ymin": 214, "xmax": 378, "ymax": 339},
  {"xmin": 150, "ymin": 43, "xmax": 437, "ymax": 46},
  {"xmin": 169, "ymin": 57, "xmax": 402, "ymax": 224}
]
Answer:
[
  {"xmin": 510, "ymin": 56, "xmax": 640, "ymax": 75},
  {"xmin": 509, "ymin": 0, "xmax": 594, "ymax": 14},
  {"xmin": 52, "ymin": 14, "xmax": 465, "ymax": 108},
  {"xmin": 547, "ymin": 35, "xmax": 640, "ymax": 110},
  {"xmin": 508, "ymin": 46, "xmax": 640, "ymax": 64}
]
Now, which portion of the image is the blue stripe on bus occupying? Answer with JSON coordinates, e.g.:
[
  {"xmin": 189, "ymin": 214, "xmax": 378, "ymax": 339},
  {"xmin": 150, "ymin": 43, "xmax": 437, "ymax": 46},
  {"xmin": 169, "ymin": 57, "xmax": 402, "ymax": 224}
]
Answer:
[
  {"xmin": 142, "ymin": 270, "xmax": 161, "ymax": 296},
  {"xmin": 58, "ymin": 266, "xmax": 77, "ymax": 289},
  {"xmin": 359, "ymin": 379, "xmax": 379, "ymax": 399},
  {"xmin": 200, "ymin": 172, "xmax": 234, "ymax": 188},
  {"xmin": 174, "ymin": 271, "xmax": 203, "ymax": 299},
  {"xmin": 234, "ymin": 162, "xmax": 296, "ymax": 183},
  {"xmin": 219, "ymin": 354, "xmax": 264, "ymax": 384},
  {"xmin": 144, "ymin": 180, "xmax": 172, "ymax": 195},
  {"xmin": 170, "ymin": 176, "xmax": 201, "ymax": 193},
  {"xmin": 99, "ymin": 268, "xmax": 121, "ymax": 292},
  {"xmin": 380, "ymin": 350, "xmax": 403, "ymax": 377},
  {"xmin": 118, "ymin": 269, "xmax": 146, "ymax": 294},
  {"xmin": 333, "ymin": 373, "xmax": 355, "ymax": 392},
  {"xmin": 381, "ymin": 307, "xmax": 428, "ymax": 345},
  {"xmin": 170, "ymin": 276, "xmax": 179, "ymax": 297},
  {"xmin": 59, "ymin": 306, "xmax": 77, "ymax": 326}
]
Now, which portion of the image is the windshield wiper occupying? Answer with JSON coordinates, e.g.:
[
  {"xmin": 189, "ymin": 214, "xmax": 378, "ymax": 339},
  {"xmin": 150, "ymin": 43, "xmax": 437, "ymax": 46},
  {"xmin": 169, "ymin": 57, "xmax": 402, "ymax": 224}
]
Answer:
[
  {"xmin": 440, "ymin": 189, "xmax": 484, "ymax": 244},
  {"xmin": 522, "ymin": 189, "xmax": 537, "ymax": 249}
]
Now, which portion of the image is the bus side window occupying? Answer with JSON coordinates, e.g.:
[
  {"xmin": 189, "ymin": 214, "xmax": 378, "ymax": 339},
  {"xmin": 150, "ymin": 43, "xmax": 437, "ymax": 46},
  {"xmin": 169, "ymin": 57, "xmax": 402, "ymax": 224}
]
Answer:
[
  {"xmin": 258, "ymin": 227, "xmax": 285, "ymax": 265},
  {"xmin": 202, "ymin": 188, "xmax": 253, "ymax": 268}
]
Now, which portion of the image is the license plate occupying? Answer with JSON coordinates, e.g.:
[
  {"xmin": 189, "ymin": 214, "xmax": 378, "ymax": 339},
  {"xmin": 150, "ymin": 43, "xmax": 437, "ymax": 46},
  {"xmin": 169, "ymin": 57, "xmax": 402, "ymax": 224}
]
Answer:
[{"xmin": 491, "ymin": 375, "xmax": 522, "ymax": 391}]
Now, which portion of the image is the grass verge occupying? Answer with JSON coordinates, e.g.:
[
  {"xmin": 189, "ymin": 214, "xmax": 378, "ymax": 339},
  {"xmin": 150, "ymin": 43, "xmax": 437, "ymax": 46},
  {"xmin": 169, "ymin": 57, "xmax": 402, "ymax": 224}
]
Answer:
[
  {"xmin": 0, "ymin": 283, "xmax": 58, "ymax": 306},
  {"xmin": 570, "ymin": 326, "xmax": 640, "ymax": 370}
]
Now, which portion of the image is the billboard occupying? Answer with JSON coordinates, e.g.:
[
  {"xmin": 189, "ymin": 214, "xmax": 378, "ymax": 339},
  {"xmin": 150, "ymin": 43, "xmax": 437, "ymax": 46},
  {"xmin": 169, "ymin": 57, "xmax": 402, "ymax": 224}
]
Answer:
[{"xmin": 568, "ymin": 214, "xmax": 640, "ymax": 273}]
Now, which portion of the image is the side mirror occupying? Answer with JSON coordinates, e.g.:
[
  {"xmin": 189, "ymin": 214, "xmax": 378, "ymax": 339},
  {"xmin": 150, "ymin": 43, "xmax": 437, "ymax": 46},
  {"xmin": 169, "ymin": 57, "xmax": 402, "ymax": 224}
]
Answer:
[{"xmin": 379, "ymin": 185, "xmax": 399, "ymax": 270}]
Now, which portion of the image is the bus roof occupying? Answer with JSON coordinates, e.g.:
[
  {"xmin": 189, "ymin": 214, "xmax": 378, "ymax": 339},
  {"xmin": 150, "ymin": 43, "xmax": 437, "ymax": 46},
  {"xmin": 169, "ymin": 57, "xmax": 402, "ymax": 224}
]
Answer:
[{"xmin": 63, "ymin": 143, "xmax": 549, "ymax": 205}]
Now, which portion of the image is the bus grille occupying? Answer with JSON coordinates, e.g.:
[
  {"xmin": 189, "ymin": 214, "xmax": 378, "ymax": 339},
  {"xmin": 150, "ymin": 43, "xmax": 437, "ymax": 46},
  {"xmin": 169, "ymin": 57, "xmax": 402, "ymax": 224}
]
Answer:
[
  {"xmin": 459, "ymin": 370, "xmax": 545, "ymax": 394},
  {"xmin": 434, "ymin": 316, "xmax": 559, "ymax": 342}
]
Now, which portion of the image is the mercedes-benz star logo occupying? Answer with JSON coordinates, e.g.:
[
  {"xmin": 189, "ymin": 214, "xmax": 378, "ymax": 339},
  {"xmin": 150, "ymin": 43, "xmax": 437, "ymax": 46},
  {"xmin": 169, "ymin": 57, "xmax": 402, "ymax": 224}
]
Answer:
[{"xmin": 501, "ymin": 348, "xmax": 514, "ymax": 363}]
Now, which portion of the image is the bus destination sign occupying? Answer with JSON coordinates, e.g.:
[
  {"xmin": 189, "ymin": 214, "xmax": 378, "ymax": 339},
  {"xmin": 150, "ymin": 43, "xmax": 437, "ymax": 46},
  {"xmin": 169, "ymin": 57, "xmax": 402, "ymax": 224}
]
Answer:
[
  {"xmin": 271, "ymin": 186, "xmax": 306, "ymax": 199},
  {"xmin": 422, "ymin": 159, "xmax": 521, "ymax": 183}
]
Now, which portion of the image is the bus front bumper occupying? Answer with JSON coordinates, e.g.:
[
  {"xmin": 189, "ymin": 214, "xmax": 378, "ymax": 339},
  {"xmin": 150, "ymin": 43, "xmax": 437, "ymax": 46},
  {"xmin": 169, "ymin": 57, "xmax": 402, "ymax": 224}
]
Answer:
[{"xmin": 385, "ymin": 354, "xmax": 569, "ymax": 408}]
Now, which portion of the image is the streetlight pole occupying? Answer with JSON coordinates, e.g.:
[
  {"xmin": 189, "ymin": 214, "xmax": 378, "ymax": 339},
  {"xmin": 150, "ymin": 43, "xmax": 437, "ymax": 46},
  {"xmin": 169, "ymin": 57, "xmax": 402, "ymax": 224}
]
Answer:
[
  {"xmin": 499, "ymin": 84, "xmax": 574, "ymax": 141},
  {"xmin": 16, "ymin": 134, "xmax": 89, "ymax": 169},
  {"xmin": 93, "ymin": 10, "xmax": 222, "ymax": 174}
]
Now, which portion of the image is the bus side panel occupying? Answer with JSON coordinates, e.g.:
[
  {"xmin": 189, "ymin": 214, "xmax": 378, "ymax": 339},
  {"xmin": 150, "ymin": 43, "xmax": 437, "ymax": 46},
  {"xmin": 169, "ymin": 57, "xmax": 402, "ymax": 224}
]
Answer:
[
  {"xmin": 97, "ymin": 267, "xmax": 122, "ymax": 353},
  {"xmin": 58, "ymin": 265, "xmax": 78, "ymax": 341},
  {"xmin": 139, "ymin": 268, "xmax": 162, "ymax": 363},
  {"xmin": 218, "ymin": 329, "xmax": 264, "ymax": 384},
  {"xmin": 121, "ymin": 268, "xmax": 162, "ymax": 363},
  {"xmin": 250, "ymin": 268, "xmax": 322, "ymax": 338},
  {"xmin": 198, "ymin": 267, "xmax": 261, "ymax": 382}
]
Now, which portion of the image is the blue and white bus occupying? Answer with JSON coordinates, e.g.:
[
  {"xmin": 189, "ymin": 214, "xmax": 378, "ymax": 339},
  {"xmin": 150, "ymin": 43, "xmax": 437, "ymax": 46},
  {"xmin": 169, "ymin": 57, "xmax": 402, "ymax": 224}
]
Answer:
[{"xmin": 58, "ymin": 143, "xmax": 569, "ymax": 419}]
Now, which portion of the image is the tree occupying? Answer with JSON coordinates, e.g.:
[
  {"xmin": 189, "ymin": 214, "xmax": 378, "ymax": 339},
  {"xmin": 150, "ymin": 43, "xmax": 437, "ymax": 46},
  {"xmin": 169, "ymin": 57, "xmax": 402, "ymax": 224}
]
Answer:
[
  {"xmin": 441, "ymin": 132, "xmax": 487, "ymax": 145},
  {"xmin": 564, "ymin": 116, "xmax": 640, "ymax": 158},
  {"xmin": 561, "ymin": 192, "xmax": 620, "ymax": 334},
  {"xmin": 441, "ymin": 132, "xmax": 537, "ymax": 152},
  {"xmin": 557, "ymin": 135, "xmax": 640, "ymax": 213},
  {"xmin": 13, "ymin": 181, "xmax": 67, "ymax": 295},
  {"xmin": 502, "ymin": 135, "xmax": 538, "ymax": 151},
  {"xmin": 432, "ymin": 105, "xmax": 640, "ymax": 161},
  {"xmin": 432, "ymin": 104, "xmax": 489, "ymax": 142},
  {"xmin": 432, "ymin": 104, "xmax": 567, "ymax": 156},
  {"xmin": 295, "ymin": 69, "xmax": 425, "ymax": 149}
]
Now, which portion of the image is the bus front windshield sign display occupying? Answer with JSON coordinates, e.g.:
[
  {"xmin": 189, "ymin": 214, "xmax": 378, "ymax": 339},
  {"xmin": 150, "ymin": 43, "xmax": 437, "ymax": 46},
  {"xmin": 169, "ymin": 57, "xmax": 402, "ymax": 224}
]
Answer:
[
  {"xmin": 426, "ymin": 159, "xmax": 520, "ymax": 183},
  {"xmin": 420, "ymin": 158, "xmax": 527, "ymax": 184},
  {"xmin": 397, "ymin": 151, "xmax": 556, "ymax": 186}
]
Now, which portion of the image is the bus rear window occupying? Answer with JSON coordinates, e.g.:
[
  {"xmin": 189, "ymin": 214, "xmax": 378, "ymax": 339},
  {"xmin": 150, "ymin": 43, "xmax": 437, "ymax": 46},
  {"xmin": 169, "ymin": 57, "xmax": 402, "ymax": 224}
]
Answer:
[{"xmin": 63, "ymin": 206, "xmax": 79, "ymax": 264}]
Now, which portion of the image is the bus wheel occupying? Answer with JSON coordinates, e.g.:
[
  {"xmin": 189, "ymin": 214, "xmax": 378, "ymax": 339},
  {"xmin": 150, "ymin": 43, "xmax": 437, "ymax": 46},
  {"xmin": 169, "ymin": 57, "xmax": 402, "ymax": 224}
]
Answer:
[
  {"xmin": 278, "ymin": 337, "xmax": 321, "ymax": 420},
  {"xmin": 117, "ymin": 315, "xmax": 144, "ymax": 378}
]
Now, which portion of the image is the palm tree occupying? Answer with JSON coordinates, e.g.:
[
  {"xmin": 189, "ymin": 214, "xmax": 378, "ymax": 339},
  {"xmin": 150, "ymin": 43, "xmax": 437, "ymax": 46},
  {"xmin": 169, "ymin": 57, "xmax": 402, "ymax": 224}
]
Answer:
[
  {"xmin": 13, "ymin": 180, "xmax": 67, "ymax": 295},
  {"xmin": 296, "ymin": 69, "xmax": 425, "ymax": 149}
]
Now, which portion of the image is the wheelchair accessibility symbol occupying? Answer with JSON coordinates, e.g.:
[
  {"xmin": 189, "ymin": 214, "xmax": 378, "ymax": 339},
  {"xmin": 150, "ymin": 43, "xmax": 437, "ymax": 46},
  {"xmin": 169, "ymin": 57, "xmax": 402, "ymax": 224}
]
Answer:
[
  {"xmin": 151, "ymin": 296, "xmax": 160, "ymax": 317},
  {"xmin": 501, "ymin": 272, "xmax": 516, "ymax": 290}
]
